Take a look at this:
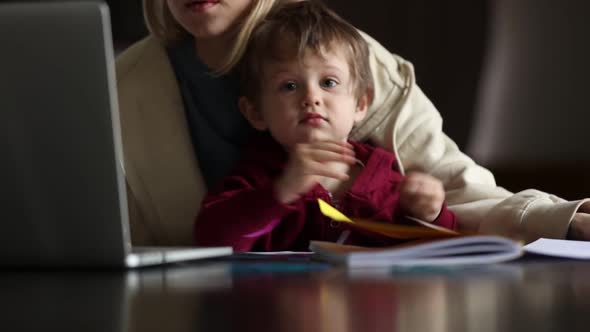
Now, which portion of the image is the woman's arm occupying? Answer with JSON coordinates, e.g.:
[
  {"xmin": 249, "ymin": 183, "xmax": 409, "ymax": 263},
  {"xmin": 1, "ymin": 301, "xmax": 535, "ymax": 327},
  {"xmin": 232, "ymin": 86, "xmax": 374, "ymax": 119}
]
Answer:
[{"xmin": 355, "ymin": 31, "xmax": 589, "ymax": 243}]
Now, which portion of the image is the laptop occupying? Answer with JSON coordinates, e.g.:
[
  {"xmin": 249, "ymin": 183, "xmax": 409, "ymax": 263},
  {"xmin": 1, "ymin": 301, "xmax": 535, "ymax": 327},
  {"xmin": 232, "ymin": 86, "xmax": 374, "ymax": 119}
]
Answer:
[{"xmin": 0, "ymin": 1, "xmax": 232, "ymax": 267}]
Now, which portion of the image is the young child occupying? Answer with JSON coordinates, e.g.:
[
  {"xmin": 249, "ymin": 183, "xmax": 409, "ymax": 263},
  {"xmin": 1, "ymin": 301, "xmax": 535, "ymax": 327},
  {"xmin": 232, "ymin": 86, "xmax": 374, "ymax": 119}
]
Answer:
[{"xmin": 195, "ymin": 0, "xmax": 457, "ymax": 252}]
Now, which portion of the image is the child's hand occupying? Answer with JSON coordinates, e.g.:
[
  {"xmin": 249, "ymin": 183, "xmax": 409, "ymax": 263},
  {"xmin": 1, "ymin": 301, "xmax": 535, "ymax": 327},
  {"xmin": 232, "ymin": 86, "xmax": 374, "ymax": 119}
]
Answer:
[
  {"xmin": 274, "ymin": 141, "xmax": 356, "ymax": 204},
  {"xmin": 399, "ymin": 171, "xmax": 445, "ymax": 222}
]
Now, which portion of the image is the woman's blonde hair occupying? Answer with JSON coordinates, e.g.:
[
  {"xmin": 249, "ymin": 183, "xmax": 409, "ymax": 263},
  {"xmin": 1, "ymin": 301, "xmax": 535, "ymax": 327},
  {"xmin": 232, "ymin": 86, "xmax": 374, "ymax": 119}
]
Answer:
[{"xmin": 143, "ymin": 0, "xmax": 295, "ymax": 74}]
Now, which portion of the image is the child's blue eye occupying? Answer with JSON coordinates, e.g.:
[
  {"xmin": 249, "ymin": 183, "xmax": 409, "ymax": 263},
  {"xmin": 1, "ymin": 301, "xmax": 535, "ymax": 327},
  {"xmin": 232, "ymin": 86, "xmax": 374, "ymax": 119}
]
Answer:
[
  {"xmin": 280, "ymin": 82, "xmax": 297, "ymax": 91},
  {"xmin": 321, "ymin": 79, "xmax": 338, "ymax": 88}
]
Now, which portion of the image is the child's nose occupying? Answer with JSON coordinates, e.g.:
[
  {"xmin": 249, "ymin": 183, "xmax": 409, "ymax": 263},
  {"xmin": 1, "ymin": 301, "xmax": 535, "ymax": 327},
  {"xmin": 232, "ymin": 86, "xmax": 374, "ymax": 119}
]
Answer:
[{"xmin": 301, "ymin": 86, "xmax": 321, "ymax": 107}]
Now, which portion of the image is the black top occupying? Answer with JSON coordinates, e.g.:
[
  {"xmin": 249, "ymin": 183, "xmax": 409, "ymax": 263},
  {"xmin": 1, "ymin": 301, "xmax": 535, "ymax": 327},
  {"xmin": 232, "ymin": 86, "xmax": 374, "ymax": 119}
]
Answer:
[{"xmin": 167, "ymin": 38, "xmax": 255, "ymax": 188}]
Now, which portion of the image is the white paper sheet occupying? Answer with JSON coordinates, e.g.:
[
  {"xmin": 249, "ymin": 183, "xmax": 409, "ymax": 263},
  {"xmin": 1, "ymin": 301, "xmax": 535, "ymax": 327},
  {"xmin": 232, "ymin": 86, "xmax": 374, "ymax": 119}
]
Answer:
[
  {"xmin": 243, "ymin": 251, "xmax": 313, "ymax": 255},
  {"xmin": 524, "ymin": 238, "xmax": 590, "ymax": 259}
]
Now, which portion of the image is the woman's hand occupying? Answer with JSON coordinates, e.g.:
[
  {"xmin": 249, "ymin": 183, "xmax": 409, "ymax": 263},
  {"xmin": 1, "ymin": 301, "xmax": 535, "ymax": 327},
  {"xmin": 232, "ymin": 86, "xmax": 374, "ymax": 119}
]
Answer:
[
  {"xmin": 567, "ymin": 201, "xmax": 590, "ymax": 240},
  {"xmin": 567, "ymin": 213, "xmax": 590, "ymax": 240},
  {"xmin": 568, "ymin": 213, "xmax": 590, "ymax": 240},
  {"xmin": 274, "ymin": 141, "xmax": 356, "ymax": 204},
  {"xmin": 399, "ymin": 171, "xmax": 445, "ymax": 222}
]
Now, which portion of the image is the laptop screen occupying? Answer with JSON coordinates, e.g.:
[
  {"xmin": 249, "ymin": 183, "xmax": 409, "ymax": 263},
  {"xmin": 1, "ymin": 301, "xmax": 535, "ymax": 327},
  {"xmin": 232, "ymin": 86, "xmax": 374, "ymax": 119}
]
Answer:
[{"xmin": 0, "ymin": 2, "xmax": 130, "ymax": 265}]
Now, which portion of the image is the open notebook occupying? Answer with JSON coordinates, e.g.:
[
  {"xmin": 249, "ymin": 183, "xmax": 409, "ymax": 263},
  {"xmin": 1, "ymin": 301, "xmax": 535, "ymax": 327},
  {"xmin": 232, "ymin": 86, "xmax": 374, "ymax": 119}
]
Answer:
[
  {"xmin": 310, "ymin": 200, "xmax": 590, "ymax": 267},
  {"xmin": 310, "ymin": 236, "xmax": 523, "ymax": 268}
]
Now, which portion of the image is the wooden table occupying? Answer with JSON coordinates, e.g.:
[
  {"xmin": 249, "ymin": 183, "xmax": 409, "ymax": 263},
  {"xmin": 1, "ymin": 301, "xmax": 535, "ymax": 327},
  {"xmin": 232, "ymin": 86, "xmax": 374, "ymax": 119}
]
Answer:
[{"xmin": 2, "ymin": 255, "xmax": 590, "ymax": 332}]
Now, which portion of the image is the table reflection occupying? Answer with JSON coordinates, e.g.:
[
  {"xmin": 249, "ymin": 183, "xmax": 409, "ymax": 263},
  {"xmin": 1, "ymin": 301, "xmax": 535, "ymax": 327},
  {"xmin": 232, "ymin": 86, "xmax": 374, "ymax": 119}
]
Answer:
[{"xmin": 1, "ymin": 258, "xmax": 590, "ymax": 332}]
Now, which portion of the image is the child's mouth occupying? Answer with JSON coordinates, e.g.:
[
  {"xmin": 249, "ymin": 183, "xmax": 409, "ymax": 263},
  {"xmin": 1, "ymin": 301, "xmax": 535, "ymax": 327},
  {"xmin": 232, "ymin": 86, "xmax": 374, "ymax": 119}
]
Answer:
[{"xmin": 300, "ymin": 114, "xmax": 327, "ymax": 127}]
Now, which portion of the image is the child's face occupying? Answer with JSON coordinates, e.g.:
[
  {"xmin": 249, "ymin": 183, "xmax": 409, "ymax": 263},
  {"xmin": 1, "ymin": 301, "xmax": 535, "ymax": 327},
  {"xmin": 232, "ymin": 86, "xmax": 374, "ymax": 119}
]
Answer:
[{"xmin": 240, "ymin": 46, "xmax": 368, "ymax": 148}]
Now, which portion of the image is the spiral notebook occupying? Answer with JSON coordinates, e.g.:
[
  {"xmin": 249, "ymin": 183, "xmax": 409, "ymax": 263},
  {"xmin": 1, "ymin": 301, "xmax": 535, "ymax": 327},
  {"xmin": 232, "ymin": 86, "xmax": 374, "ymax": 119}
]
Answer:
[{"xmin": 310, "ymin": 199, "xmax": 521, "ymax": 267}]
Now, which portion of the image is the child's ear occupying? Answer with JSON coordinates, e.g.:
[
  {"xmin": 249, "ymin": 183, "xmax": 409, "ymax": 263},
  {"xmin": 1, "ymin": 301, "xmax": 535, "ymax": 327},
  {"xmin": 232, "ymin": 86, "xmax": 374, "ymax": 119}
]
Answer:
[
  {"xmin": 238, "ymin": 96, "xmax": 267, "ymax": 131},
  {"xmin": 354, "ymin": 89, "xmax": 373, "ymax": 123}
]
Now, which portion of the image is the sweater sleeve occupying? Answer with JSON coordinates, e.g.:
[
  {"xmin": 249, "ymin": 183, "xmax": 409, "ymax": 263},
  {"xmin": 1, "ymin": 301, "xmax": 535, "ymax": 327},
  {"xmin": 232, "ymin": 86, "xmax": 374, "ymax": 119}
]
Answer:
[
  {"xmin": 195, "ymin": 174, "xmax": 297, "ymax": 252},
  {"xmin": 431, "ymin": 203, "xmax": 457, "ymax": 231}
]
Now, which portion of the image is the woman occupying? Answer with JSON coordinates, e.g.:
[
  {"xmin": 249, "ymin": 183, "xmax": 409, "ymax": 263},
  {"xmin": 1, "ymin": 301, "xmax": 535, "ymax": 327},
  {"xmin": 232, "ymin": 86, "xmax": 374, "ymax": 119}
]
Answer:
[{"xmin": 115, "ymin": 0, "xmax": 590, "ymax": 246}]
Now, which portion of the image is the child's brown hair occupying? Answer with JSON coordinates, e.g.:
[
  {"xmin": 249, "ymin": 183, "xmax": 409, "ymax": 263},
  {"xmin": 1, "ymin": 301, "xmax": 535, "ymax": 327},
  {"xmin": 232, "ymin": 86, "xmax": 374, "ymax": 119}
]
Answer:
[{"xmin": 240, "ymin": 0, "xmax": 373, "ymax": 103}]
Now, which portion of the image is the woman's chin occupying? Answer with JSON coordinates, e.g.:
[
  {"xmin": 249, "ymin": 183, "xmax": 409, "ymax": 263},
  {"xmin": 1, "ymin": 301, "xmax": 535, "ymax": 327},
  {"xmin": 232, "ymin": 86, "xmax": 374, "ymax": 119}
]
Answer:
[
  {"xmin": 187, "ymin": 17, "xmax": 237, "ymax": 41},
  {"xmin": 190, "ymin": 25, "xmax": 228, "ymax": 40}
]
